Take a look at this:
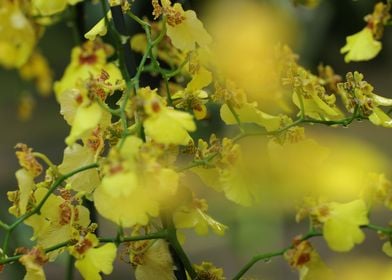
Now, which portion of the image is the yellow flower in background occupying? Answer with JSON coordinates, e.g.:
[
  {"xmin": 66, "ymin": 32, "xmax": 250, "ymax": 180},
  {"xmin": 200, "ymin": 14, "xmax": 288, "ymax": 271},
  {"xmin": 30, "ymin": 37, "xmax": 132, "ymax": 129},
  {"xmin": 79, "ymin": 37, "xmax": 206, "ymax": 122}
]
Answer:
[
  {"xmin": 19, "ymin": 247, "xmax": 48, "ymax": 280},
  {"xmin": 70, "ymin": 233, "xmax": 117, "ymax": 280},
  {"xmin": 32, "ymin": 0, "xmax": 83, "ymax": 16},
  {"xmin": 131, "ymin": 240, "xmax": 174, "ymax": 280},
  {"xmin": 220, "ymin": 102, "xmax": 282, "ymax": 132},
  {"xmin": 285, "ymin": 240, "xmax": 334, "ymax": 280},
  {"xmin": 0, "ymin": 1, "xmax": 36, "ymax": 68},
  {"xmin": 341, "ymin": 28, "xmax": 381, "ymax": 63},
  {"xmin": 292, "ymin": 0, "xmax": 320, "ymax": 8},
  {"xmin": 194, "ymin": 262, "xmax": 226, "ymax": 280},
  {"xmin": 323, "ymin": 199, "xmax": 369, "ymax": 252},
  {"xmin": 192, "ymin": 137, "xmax": 259, "ymax": 206},
  {"xmin": 19, "ymin": 52, "xmax": 53, "ymax": 96},
  {"xmin": 140, "ymin": 87, "xmax": 196, "ymax": 145},
  {"xmin": 58, "ymin": 144, "xmax": 100, "ymax": 193},
  {"xmin": 173, "ymin": 198, "xmax": 227, "ymax": 236}
]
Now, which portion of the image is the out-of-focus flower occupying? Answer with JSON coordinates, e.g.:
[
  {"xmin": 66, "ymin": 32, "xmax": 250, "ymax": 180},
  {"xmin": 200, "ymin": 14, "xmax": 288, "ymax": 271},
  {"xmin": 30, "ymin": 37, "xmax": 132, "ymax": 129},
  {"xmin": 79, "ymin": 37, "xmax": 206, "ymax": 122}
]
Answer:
[
  {"xmin": 298, "ymin": 199, "xmax": 369, "ymax": 252},
  {"xmin": 17, "ymin": 94, "xmax": 36, "ymax": 121},
  {"xmin": 285, "ymin": 240, "xmax": 333, "ymax": 280},
  {"xmin": 0, "ymin": 1, "xmax": 36, "ymax": 68},
  {"xmin": 130, "ymin": 239, "xmax": 174, "ymax": 280},
  {"xmin": 173, "ymin": 197, "xmax": 227, "ymax": 236},
  {"xmin": 194, "ymin": 262, "xmax": 226, "ymax": 280},
  {"xmin": 32, "ymin": 0, "xmax": 83, "ymax": 16},
  {"xmin": 19, "ymin": 52, "xmax": 53, "ymax": 96}
]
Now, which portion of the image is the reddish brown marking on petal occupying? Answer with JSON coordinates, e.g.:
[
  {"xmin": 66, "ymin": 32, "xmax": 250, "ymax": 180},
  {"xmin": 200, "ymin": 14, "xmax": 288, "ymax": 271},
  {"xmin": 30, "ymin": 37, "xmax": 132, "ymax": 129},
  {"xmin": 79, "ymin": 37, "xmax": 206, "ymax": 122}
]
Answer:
[
  {"xmin": 79, "ymin": 53, "xmax": 97, "ymax": 65},
  {"xmin": 151, "ymin": 101, "xmax": 161, "ymax": 113}
]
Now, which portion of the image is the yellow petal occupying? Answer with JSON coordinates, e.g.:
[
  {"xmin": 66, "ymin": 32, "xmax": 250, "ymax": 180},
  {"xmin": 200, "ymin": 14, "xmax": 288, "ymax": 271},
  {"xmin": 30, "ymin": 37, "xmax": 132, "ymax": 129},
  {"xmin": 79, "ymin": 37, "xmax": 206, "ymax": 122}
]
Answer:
[
  {"xmin": 186, "ymin": 67, "xmax": 212, "ymax": 92},
  {"xmin": 382, "ymin": 242, "xmax": 392, "ymax": 257},
  {"xmin": 15, "ymin": 169, "xmax": 35, "ymax": 216},
  {"xmin": 32, "ymin": 0, "xmax": 68, "ymax": 16},
  {"xmin": 94, "ymin": 172, "xmax": 159, "ymax": 227},
  {"xmin": 75, "ymin": 243, "xmax": 117, "ymax": 280},
  {"xmin": 323, "ymin": 199, "xmax": 369, "ymax": 252},
  {"xmin": 220, "ymin": 103, "xmax": 281, "ymax": 132},
  {"xmin": 341, "ymin": 28, "xmax": 382, "ymax": 63},
  {"xmin": 65, "ymin": 103, "xmax": 103, "ymax": 146},
  {"xmin": 368, "ymin": 107, "xmax": 392, "ymax": 128},
  {"xmin": 0, "ymin": 2, "xmax": 36, "ymax": 68},
  {"xmin": 144, "ymin": 109, "xmax": 196, "ymax": 145},
  {"xmin": 59, "ymin": 144, "xmax": 99, "ymax": 193},
  {"xmin": 84, "ymin": 12, "xmax": 112, "ymax": 41},
  {"xmin": 166, "ymin": 5, "xmax": 212, "ymax": 52},
  {"xmin": 134, "ymin": 240, "xmax": 174, "ymax": 280}
]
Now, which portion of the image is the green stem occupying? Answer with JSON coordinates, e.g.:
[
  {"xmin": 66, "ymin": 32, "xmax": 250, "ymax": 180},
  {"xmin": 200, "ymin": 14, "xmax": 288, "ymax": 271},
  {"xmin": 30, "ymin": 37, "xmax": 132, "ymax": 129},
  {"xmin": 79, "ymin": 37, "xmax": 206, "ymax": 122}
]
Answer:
[
  {"xmin": 66, "ymin": 254, "xmax": 75, "ymax": 280},
  {"xmin": 1, "ymin": 164, "xmax": 97, "ymax": 256},
  {"xmin": 0, "ymin": 220, "xmax": 9, "ymax": 231},
  {"xmin": 364, "ymin": 223, "xmax": 392, "ymax": 234},
  {"xmin": 8, "ymin": 163, "xmax": 99, "ymax": 232},
  {"xmin": 232, "ymin": 230, "xmax": 322, "ymax": 280},
  {"xmin": 0, "ymin": 231, "xmax": 168, "ymax": 265},
  {"xmin": 32, "ymin": 152, "xmax": 58, "ymax": 172},
  {"xmin": 163, "ymin": 213, "xmax": 197, "ymax": 279}
]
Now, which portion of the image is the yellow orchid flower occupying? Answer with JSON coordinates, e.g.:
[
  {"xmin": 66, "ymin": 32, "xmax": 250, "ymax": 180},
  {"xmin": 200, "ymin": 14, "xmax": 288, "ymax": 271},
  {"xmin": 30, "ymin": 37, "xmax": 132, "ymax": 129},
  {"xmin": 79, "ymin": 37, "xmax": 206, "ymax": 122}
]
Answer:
[
  {"xmin": 19, "ymin": 247, "xmax": 48, "ymax": 280},
  {"xmin": 0, "ymin": 1, "xmax": 36, "ymax": 69},
  {"xmin": 220, "ymin": 102, "xmax": 282, "ymax": 132},
  {"xmin": 7, "ymin": 169, "xmax": 35, "ymax": 217},
  {"xmin": 173, "ymin": 198, "xmax": 227, "ymax": 236},
  {"xmin": 140, "ymin": 87, "xmax": 196, "ymax": 145},
  {"xmin": 192, "ymin": 137, "xmax": 259, "ymax": 206},
  {"xmin": 19, "ymin": 51, "xmax": 53, "ymax": 96},
  {"xmin": 94, "ymin": 137, "xmax": 179, "ymax": 227},
  {"xmin": 341, "ymin": 28, "xmax": 381, "ymax": 63},
  {"xmin": 24, "ymin": 188, "xmax": 91, "ymax": 255},
  {"xmin": 84, "ymin": 11, "xmax": 112, "ymax": 41},
  {"xmin": 323, "ymin": 199, "xmax": 369, "ymax": 252},
  {"xmin": 32, "ymin": 0, "xmax": 83, "ymax": 16},
  {"xmin": 131, "ymin": 240, "xmax": 175, "ymax": 280},
  {"xmin": 70, "ymin": 233, "xmax": 117, "ymax": 280},
  {"xmin": 153, "ymin": 0, "xmax": 212, "ymax": 52},
  {"xmin": 194, "ymin": 262, "xmax": 226, "ymax": 280},
  {"xmin": 58, "ymin": 144, "xmax": 100, "ymax": 193},
  {"xmin": 285, "ymin": 240, "xmax": 334, "ymax": 280}
]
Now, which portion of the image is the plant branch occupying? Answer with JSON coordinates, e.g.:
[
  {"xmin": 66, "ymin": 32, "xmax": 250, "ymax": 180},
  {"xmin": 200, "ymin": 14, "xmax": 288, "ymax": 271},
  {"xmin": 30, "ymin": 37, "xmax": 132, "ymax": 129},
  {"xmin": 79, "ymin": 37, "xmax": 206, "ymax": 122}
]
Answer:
[{"xmin": 0, "ymin": 230, "xmax": 167, "ymax": 265}]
